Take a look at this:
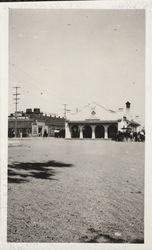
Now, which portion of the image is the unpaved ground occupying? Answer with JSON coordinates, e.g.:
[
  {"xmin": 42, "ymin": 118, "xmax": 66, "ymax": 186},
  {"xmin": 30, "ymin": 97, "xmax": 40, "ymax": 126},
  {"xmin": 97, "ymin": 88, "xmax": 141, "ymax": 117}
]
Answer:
[{"xmin": 8, "ymin": 138, "xmax": 144, "ymax": 243}]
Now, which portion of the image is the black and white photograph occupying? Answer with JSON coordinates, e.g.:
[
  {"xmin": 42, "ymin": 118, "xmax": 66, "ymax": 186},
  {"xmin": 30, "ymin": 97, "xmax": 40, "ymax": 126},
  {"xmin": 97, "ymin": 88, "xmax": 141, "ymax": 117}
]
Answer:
[
  {"xmin": 1, "ymin": 1, "xmax": 152, "ymax": 248},
  {"xmin": 6, "ymin": 7, "xmax": 145, "ymax": 243}
]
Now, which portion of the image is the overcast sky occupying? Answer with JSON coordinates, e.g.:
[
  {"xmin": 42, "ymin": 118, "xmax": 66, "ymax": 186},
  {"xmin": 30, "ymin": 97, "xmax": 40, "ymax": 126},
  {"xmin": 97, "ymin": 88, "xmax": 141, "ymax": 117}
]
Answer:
[{"xmin": 9, "ymin": 9, "xmax": 145, "ymax": 124}]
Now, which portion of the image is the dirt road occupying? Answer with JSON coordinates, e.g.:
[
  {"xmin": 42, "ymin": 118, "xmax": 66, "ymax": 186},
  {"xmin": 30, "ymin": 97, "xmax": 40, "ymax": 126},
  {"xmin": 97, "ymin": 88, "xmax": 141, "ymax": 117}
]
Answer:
[{"xmin": 8, "ymin": 138, "xmax": 144, "ymax": 243}]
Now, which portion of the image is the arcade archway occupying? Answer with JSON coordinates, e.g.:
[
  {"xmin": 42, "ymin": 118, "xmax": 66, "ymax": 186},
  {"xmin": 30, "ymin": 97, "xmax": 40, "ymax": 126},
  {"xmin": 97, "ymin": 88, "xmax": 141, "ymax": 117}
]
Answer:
[
  {"xmin": 108, "ymin": 125, "xmax": 118, "ymax": 139},
  {"xmin": 71, "ymin": 126, "xmax": 80, "ymax": 138},
  {"xmin": 95, "ymin": 125, "xmax": 104, "ymax": 138},
  {"xmin": 83, "ymin": 125, "xmax": 92, "ymax": 138}
]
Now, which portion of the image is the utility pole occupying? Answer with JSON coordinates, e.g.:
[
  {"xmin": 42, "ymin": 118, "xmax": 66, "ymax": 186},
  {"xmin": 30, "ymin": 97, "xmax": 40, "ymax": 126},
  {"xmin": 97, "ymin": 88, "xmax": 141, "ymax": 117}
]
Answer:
[
  {"xmin": 63, "ymin": 104, "xmax": 68, "ymax": 120},
  {"xmin": 13, "ymin": 86, "xmax": 20, "ymax": 138}
]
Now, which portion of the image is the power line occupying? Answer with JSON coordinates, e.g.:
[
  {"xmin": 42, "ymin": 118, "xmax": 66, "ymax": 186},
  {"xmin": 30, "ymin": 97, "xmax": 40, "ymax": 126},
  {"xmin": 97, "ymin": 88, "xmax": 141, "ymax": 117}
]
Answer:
[
  {"xmin": 13, "ymin": 86, "xmax": 20, "ymax": 137},
  {"xmin": 9, "ymin": 62, "xmax": 65, "ymax": 105}
]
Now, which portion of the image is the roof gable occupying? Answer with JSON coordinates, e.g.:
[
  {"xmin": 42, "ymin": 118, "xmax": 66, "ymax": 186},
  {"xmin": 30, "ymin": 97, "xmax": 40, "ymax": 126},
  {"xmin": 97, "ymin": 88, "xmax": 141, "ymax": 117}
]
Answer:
[{"xmin": 67, "ymin": 102, "xmax": 121, "ymax": 121}]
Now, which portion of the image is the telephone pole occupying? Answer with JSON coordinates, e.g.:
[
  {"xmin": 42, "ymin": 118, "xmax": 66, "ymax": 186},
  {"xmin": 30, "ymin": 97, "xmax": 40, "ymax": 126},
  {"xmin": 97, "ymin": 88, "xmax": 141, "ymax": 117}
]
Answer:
[
  {"xmin": 13, "ymin": 86, "xmax": 20, "ymax": 137},
  {"xmin": 63, "ymin": 104, "xmax": 68, "ymax": 120}
]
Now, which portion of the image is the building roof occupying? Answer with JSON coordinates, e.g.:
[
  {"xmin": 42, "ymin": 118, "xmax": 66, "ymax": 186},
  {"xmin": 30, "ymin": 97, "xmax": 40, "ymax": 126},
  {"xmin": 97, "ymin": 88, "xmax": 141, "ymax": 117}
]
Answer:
[
  {"xmin": 68, "ymin": 120, "xmax": 118, "ymax": 125},
  {"xmin": 127, "ymin": 120, "xmax": 140, "ymax": 127},
  {"xmin": 67, "ymin": 102, "xmax": 121, "ymax": 122},
  {"xmin": 8, "ymin": 111, "xmax": 65, "ymax": 128}
]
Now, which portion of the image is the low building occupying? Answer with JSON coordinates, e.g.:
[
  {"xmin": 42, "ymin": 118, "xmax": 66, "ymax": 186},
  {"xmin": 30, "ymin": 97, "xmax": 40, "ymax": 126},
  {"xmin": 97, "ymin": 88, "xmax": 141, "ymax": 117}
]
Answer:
[
  {"xmin": 8, "ymin": 108, "xmax": 65, "ymax": 137},
  {"xmin": 65, "ymin": 102, "xmax": 140, "ymax": 139},
  {"xmin": 8, "ymin": 117, "xmax": 33, "ymax": 137}
]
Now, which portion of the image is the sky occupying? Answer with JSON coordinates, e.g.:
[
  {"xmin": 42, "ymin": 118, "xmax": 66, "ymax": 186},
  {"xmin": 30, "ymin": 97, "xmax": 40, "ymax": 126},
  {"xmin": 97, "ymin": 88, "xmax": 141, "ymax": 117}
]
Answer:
[{"xmin": 9, "ymin": 9, "xmax": 145, "ymax": 124}]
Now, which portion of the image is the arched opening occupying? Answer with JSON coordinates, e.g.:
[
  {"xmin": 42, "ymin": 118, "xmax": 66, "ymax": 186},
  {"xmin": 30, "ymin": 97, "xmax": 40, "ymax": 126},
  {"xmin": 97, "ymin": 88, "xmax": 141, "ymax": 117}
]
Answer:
[
  {"xmin": 83, "ymin": 125, "xmax": 92, "ymax": 138},
  {"xmin": 108, "ymin": 124, "xmax": 118, "ymax": 139},
  {"xmin": 95, "ymin": 125, "xmax": 104, "ymax": 138},
  {"xmin": 71, "ymin": 126, "xmax": 80, "ymax": 138}
]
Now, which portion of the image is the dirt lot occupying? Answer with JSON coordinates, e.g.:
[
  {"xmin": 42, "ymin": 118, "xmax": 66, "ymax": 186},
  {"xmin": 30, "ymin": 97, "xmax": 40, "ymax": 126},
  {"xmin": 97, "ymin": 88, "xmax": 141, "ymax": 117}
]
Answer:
[{"xmin": 7, "ymin": 138, "xmax": 144, "ymax": 243}]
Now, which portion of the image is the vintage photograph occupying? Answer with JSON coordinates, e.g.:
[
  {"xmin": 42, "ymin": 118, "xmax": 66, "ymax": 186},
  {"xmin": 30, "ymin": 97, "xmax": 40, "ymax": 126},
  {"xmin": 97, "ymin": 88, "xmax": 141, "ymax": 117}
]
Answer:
[{"xmin": 8, "ymin": 9, "xmax": 145, "ymax": 243}]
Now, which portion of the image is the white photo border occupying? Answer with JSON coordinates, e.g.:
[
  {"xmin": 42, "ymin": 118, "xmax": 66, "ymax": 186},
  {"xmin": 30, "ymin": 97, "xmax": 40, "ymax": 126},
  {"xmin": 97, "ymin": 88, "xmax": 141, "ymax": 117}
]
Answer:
[{"xmin": 0, "ymin": 1, "xmax": 152, "ymax": 250}]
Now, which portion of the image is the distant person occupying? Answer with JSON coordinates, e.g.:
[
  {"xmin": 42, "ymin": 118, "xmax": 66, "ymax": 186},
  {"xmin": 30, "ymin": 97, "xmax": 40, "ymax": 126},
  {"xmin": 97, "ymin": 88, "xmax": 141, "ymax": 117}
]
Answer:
[
  {"xmin": 20, "ymin": 132, "xmax": 22, "ymax": 138},
  {"xmin": 130, "ymin": 131, "xmax": 133, "ymax": 142},
  {"xmin": 140, "ymin": 130, "xmax": 145, "ymax": 142},
  {"xmin": 133, "ymin": 132, "xmax": 138, "ymax": 142},
  {"xmin": 43, "ymin": 130, "xmax": 48, "ymax": 137}
]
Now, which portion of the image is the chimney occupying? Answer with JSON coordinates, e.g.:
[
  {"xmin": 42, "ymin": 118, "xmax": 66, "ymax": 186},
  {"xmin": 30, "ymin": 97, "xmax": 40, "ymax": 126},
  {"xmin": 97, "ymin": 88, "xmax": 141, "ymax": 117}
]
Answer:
[
  {"xmin": 125, "ymin": 101, "xmax": 131, "ymax": 119},
  {"xmin": 26, "ymin": 108, "xmax": 32, "ymax": 114},
  {"xmin": 33, "ymin": 108, "xmax": 40, "ymax": 114}
]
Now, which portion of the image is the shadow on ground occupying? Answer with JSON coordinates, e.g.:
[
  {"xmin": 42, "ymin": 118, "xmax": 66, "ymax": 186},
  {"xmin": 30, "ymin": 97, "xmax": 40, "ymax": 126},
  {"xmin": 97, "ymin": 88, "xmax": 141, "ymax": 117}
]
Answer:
[
  {"xmin": 8, "ymin": 160, "xmax": 73, "ymax": 184},
  {"xmin": 80, "ymin": 228, "xmax": 144, "ymax": 243}
]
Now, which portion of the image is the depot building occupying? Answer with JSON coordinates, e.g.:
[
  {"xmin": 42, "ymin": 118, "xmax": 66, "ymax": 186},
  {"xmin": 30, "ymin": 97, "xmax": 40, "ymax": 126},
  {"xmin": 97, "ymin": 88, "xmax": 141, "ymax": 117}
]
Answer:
[{"xmin": 65, "ymin": 102, "xmax": 140, "ymax": 139}]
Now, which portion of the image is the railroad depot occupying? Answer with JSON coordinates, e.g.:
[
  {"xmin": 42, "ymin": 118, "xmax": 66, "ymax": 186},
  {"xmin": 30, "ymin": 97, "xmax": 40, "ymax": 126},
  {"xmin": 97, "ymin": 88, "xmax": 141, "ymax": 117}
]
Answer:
[
  {"xmin": 8, "ymin": 102, "xmax": 141, "ymax": 139},
  {"xmin": 65, "ymin": 102, "xmax": 140, "ymax": 139}
]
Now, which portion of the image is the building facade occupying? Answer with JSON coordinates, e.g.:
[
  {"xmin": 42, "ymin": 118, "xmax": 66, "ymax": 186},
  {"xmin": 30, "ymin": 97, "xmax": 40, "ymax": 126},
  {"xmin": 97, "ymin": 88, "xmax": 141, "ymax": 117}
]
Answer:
[
  {"xmin": 65, "ymin": 120, "xmax": 118, "ymax": 139},
  {"xmin": 65, "ymin": 102, "xmax": 140, "ymax": 139},
  {"xmin": 8, "ymin": 108, "xmax": 65, "ymax": 138},
  {"xmin": 8, "ymin": 103, "xmax": 141, "ymax": 139}
]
